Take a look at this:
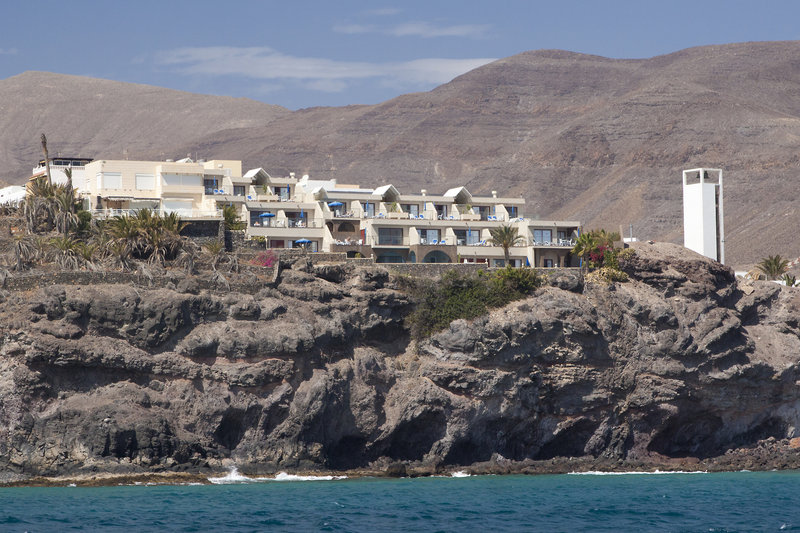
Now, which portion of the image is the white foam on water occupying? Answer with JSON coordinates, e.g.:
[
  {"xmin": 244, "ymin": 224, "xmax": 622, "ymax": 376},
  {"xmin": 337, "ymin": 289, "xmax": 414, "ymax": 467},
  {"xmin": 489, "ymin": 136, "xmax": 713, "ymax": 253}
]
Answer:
[
  {"xmin": 568, "ymin": 470, "xmax": 708, "ymax": 476},
  {"xmin": 208, "ymin": 467, "xmax": 259, "ymax": 484},
  {"xmin": 451, "ymin": 471, "xmax": 471, "ymax": 478},
  {"xmin": 208, "ymin": 467, "xmax": 346, "ymax": 484},
  {"xmin": 67, "ymin": 483, "xmax": 77, "ymax": 487},
  {"xmin": 273, "ymin": 472, "xmax": 347, "ymax": 481}
]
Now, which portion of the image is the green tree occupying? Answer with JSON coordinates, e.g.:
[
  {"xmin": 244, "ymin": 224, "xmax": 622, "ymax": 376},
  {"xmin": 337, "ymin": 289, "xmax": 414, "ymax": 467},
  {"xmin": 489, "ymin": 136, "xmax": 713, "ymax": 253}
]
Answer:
[
  {"xmin": 757, "ymin": 255, "xmax": 789, "ymax": 280},
  {"xmin": 489, "ymin": 224, "xmax": 524, "ymax": 265},
  {"xmin": 572, "ymin": 229, "xmax": 621, "ymax": 272},
  {"xmin": 222, "ymin": 205, "xmax": 245, "ymax": 230}
]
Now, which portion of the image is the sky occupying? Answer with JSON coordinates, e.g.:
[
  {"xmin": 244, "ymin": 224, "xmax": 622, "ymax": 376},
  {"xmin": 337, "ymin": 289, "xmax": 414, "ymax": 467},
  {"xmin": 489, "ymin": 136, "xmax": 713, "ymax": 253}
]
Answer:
[{"xmin": 2, "ymin": 0, "xmax": 800, "ymax": 110}]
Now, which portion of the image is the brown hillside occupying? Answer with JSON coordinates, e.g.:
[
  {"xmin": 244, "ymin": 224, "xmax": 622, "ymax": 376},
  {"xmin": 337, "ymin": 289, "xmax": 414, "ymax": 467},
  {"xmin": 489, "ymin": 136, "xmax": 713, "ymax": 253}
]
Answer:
[
  {"xmin": 0, "ymin": 71, "xmax": 288, "ymax": 183},
  {"xmin": 4, "ymin": 42, "xmax": 800, "ymax": 265},
  {"xmin": 182, "ymin": 42, "xmax": 800, "ymax": 266}
]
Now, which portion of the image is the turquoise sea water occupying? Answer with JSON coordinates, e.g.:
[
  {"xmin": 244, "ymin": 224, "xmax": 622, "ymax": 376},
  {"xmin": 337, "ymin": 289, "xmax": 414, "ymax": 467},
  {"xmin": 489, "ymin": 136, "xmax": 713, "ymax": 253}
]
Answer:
[{"xmin": 2, "ymin": 471, "xmax": 799, "ymax": 532}]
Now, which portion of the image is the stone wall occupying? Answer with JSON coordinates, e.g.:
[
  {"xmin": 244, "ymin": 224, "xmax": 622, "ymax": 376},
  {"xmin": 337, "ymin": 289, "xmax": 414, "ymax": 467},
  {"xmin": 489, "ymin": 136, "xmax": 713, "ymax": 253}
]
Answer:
[{"xmin": 1, "ymin": 267, "xmax": 277, "ymax": 294}]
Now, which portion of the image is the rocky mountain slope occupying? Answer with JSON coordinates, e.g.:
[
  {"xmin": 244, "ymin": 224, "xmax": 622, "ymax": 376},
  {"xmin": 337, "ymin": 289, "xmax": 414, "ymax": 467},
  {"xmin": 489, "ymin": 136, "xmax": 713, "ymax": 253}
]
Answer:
[
  {"xmin": 2, "ymin": 243, "xmax": 800, "ymax": 483},
  {"xmin": 182, "ymin": 42, "xmax": 800, "ymax": 267},
  {"xmin": 5, "ymin": 41, "xmax": 800, "ymax": 264},
  {"xmin": 0, "ymin": 71, "xmax": 288, "ymax": 183}
]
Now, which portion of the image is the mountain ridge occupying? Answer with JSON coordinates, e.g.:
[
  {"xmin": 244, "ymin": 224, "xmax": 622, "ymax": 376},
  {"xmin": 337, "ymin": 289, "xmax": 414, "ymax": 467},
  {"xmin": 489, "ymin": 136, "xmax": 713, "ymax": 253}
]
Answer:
[{"xmin": 4, "ymin": 41, "xmax": 800, "ymax": 265}]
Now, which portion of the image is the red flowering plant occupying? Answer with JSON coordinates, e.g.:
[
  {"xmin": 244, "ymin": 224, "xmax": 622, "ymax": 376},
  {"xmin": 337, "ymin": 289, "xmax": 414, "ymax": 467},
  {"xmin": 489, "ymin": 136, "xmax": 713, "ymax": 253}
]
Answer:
[{"xmin": 251, "ymin": 250, "xmax": 276, "ymax": 268}]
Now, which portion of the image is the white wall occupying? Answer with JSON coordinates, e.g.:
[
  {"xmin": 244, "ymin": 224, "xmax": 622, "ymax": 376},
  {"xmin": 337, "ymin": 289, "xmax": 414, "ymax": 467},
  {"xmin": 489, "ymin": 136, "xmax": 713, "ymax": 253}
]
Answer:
[{"xmin": 683, "ymin": 181, "xmax": 719, "ymax": 261}]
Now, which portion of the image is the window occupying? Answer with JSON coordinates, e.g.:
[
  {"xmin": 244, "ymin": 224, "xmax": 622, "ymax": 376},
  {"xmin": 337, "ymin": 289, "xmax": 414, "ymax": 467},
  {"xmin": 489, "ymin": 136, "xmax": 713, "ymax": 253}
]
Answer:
[
  {"xmin": 533, "ymin": 229, "xmax": 552, "ymax": 244},
  {"xmin": 163, "ymin": 174, "xmax": 202, "ymax": 187},
  {"xmin": 99, "ymin": 172, "xmax": 121, "ymax": 189},
  {"xmin": 162, "ymin": 200, "xmax": 192, "ymax": 216},
  {"xmin": 274, "ymin": 186, "xmax": 290, "ymax": 200},
  {"xmin": 135, "ymin": 173, "xmax": 155, "ymax": 190},
  {"xmin": 477, "ymin": 206, "xmax": 491, "ymax": 220},
  {"xmin": 543, "ymin": 259, "xmax": 554, "ymax": 267},
  {"xmin": 402, "ymin": 203, "xmax": 419, "ymax": 216},
  {"xmin": 378, "ymin": 227, "xmax": 403, "ymax": 245},
  {"xmin": 234, "ymin": 185, "xmax": 245, "ymax": 196},
  {"xmin": 418, "ymin": 229, "xmax": 440, "ymax": 244},
  {"xmin": 454, "ymin": 229, "xmax": 480, "ymax": 245},
  {"xmin": 508, "ymin": 206, "xmax": 518, "ymax": 218},
  {"xmin": 204, "ymin": 179, "xmax": 218, "ymax": 194},
  {"xmin": 434, "ymin": 204, "xmax": 447, "ymax": 218},
  {"xmin": 250, "ymin": 211, "xmax": 272, "ymax": 226},
  {"xmin": 364, "ymin": 202, "xmax": 375, "ymax": 217}
]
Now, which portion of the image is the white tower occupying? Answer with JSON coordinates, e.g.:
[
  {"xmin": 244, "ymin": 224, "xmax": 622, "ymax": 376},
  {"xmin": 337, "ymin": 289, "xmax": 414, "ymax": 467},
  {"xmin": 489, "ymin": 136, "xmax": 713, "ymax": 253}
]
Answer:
[{"xmin": 682, "ymin": 168, "xmax": 724, "ymax": 263}]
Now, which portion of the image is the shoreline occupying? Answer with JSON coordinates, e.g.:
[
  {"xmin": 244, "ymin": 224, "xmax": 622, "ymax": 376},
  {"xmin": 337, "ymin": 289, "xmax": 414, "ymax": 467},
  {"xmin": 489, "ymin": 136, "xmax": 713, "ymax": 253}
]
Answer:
[{"xmin": 5, "ymin": 438, "xmax": 800, "ymax": 487}]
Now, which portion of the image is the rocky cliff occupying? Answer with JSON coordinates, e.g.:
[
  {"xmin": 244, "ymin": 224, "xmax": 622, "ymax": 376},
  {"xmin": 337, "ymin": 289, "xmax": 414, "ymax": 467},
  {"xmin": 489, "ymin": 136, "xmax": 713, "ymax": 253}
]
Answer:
[{"xmin": 2, "ymin": 243, "xmax": 800, "ymax": 483}]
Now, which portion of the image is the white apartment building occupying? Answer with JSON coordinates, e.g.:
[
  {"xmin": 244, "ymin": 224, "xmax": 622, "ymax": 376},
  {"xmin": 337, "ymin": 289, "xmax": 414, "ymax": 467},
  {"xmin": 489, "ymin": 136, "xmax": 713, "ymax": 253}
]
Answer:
[
  {"xmin": 67, "ymin": 156, "xmax": 580, "ymax": 267},
  {"xmin": 31, "ymin": 157, "xmax": 93, "ymax": 188},
  {"xmin": 82, "ymin": 158, "xmax": 243, "ymax": 218}
]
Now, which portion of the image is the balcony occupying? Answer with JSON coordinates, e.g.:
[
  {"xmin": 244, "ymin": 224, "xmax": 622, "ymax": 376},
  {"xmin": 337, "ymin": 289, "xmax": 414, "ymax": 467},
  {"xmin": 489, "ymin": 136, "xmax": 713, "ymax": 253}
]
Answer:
[{"xmin": 91, "ymin": 208, "xmax": 222, "ymax": 219}]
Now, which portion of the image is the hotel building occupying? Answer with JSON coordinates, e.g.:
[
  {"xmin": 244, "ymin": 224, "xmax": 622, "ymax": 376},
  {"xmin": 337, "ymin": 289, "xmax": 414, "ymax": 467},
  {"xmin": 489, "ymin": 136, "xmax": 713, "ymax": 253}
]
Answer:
[{"xmin": 75, "ymin": 158, "xmax": 580, "ymax": 267}]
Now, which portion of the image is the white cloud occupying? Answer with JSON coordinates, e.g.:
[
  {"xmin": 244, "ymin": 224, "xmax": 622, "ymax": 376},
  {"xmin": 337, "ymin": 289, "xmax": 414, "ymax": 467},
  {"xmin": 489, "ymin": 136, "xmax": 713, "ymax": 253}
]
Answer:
[
  {"xmin": 0, "ymin": 48, "xmax": 18, "ymax": 55},
  {"xmin": 156, "ymin": 46, "xmax": 495, "ymax": 93},
  {"xmin": 333, "ymin": 23, "xmax": 377, "ymax": 35},
  {"xmin": 334, "ymin": 21, "xmax": 489, "ymax": 38},
  {"xmin": 363, "ymin": 8, "xmax": 401, "ymax": 16}
]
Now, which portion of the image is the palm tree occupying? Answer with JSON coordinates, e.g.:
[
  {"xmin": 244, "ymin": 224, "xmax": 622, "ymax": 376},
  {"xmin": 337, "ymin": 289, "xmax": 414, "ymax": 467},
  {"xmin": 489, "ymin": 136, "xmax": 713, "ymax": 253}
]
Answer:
[
  {"xmin": 222, "ymin": 205, "xmax": 245, "ymax": 231},
  {"xmin": 12, "ymin": 235, "xmax": 36, "ymax": 271},
  {"xmin": 41, "ymin": 133, "xmax": 52, "ymax": 186},
  {"xmin": 50, "ymin": 235, "xmax": 81, "ymax": 270},
  {"xmin": 489, "ymin": 224, "xmax": 524, "ymax": 265},
  {"xmin": 572, "ymin": 231, "xmax": 597, "ymax": 273},
  {"xmin": 757, "ymin": 255, "xmax": 789, "ymax": 280},
  {"xmin": 572, "ymin": 229, "xmax": 621, "ymax": 272}
]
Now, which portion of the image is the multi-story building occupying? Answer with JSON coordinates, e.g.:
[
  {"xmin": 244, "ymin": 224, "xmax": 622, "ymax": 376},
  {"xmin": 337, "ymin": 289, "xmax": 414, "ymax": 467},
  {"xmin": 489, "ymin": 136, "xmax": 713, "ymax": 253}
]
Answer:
[
  {"xmin": 73, "ymin": 157, "xmax": 580, "ymax": 267},
  {"xmin": 236, "ymin": 173, "xmax": 580, "ymax": 267},
  {"xmin": 81, "ymin": 158, "xmax": 243, "ymax": 218},
  {"xmin": 31, "ymin": 157, "xmax": 93, "ymax": 188}
]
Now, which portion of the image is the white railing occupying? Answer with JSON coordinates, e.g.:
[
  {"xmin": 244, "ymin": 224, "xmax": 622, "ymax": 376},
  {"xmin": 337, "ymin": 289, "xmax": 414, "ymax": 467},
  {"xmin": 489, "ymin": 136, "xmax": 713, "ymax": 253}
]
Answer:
[
  {"xmin": 532, "ymin": 239, "xmax": 576, "ymax": 247},
  {"xmin": 91, "ymin": 208, "xmax": 223, "ymax": 219}
]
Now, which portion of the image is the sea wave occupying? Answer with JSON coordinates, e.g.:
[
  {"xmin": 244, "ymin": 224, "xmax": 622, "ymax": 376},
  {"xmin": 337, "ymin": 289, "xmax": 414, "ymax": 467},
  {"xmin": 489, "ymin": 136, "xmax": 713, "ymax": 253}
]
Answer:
[
  {"xmin": 208, "ymin": 467, "xmax": 346, "ymax": 484},
  {"xmin": 568, "ymin": 470, "xmax": 708, "ymax": 475},
  {"xmin": 451, "ymin": 471, "xmax": 471, "ymax": 478}
]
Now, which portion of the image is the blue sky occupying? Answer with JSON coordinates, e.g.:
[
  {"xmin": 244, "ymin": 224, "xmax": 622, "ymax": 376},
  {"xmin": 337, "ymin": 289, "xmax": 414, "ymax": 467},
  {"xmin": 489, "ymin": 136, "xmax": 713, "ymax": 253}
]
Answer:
[{"xmin": 2, "ymin": 0, "xmax": 799, "ymax": 110}]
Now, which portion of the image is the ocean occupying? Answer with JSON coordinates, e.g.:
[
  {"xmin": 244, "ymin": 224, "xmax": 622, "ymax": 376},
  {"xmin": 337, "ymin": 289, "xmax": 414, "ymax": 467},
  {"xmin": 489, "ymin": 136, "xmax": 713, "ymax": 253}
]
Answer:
[{"xmin": 2, "ymin": 470, "xmax": 799, "ymax": 531}]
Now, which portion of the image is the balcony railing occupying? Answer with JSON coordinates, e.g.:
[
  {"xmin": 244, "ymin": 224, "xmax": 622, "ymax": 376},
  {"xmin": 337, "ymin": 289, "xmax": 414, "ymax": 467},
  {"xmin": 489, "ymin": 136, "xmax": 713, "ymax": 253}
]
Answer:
[
  {"xmin": 533, "ymin": 239, "xmax": 576, "ymax": 247},
  {"xmin": 92, "ymin": 208, "xmax": 222, "ymax": 219},
  {"xmin": 250, "ymin": 219, "xmax": 321, "ymax": 228}
]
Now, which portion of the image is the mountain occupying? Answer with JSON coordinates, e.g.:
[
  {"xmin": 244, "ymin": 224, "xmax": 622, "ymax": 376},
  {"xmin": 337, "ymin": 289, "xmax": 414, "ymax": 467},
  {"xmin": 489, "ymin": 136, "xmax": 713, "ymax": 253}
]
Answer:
[
  {"xmin": 4, "ymin": 42, "xmax": 800, "ymax": 265},
  {"xmin": 0, "ymin": 71, "xmax": 288, "ymax": 182}
]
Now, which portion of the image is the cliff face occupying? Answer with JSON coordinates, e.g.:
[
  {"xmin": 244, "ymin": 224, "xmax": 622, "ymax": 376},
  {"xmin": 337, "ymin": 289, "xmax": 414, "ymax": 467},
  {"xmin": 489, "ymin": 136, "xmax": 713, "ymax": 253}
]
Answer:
[{"xmin": 1, "ymin": 243, "xmax": 800, "ymax": 481}]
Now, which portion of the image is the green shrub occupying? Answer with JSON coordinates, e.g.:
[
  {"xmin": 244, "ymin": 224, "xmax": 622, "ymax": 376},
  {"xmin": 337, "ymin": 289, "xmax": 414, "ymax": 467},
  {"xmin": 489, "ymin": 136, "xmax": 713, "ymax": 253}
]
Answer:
[
  {"xmin": 405, "ymin": 267, "xmax": 545, "ymax": 339},
  {"xmin": 585, "ymin": 266, "xmax": 629, "ymax": 284}
]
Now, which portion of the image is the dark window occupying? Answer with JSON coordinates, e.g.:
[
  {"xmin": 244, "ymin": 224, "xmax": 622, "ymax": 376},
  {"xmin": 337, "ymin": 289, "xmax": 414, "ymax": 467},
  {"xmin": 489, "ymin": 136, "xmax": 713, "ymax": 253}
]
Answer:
[
  {"xmin": 378, "ymin": 227, "xmax": 403, "ymax": 245},
  {"xmin": 234, "ymin": 185, "xmax": 245, "ymax": 196},
  {"xmin": 204, "ymin": 179, "xmax": 217, "ymax": 194},
  {"xmin": 402, "ymin": 203, "xmax": 419, "ymax": 216}
]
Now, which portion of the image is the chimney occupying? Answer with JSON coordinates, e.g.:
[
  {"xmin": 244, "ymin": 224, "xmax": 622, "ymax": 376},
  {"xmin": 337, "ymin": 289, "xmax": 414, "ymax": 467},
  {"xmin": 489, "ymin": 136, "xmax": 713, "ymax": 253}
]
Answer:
[
  {"xmin": 290, "ymin": 172, "xmax": 295, "ymax": 179},
  {"xmin": 492, "ymin": 190, "xmax": 497, "ymax": 198},
  {"xmin": 421, "ymin": 189, "xmax": 427, "ymax": 196}
]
